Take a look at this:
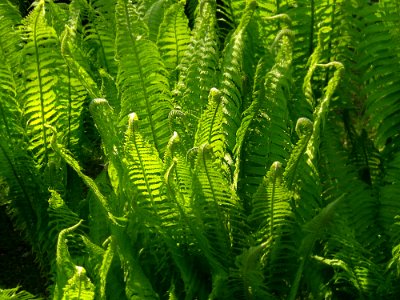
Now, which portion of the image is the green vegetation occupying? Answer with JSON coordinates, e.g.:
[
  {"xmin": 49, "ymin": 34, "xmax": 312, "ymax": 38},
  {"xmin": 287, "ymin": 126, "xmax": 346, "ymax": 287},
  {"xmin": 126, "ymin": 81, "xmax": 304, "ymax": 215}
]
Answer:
[{"xmin": 1, "ymin": 0, "xmax": 400, "ymax": 299}]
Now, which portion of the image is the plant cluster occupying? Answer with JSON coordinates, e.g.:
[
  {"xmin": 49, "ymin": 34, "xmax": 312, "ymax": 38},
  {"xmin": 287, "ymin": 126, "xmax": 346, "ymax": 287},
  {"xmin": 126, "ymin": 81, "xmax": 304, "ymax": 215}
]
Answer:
[{"xmin": 1, "ymin": 0, "xmax": 400, "ymax": 299}]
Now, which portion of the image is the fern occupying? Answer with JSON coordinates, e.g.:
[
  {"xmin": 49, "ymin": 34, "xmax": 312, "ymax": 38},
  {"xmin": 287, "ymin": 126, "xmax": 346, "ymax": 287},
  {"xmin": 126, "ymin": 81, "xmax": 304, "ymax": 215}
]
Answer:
[
  {"xmin": 0, "ymin": 286, "xmax": 42, "ymax": 300},
  {"xmin": 157, "ymin": 2, "xmax": 191, "ymax": 86},
  {"xmin": 115, "ymin": 0, "xmax": 172, "ymax": 155},
  {"xmin": 123, "ymin": 112, "xmax": 177, "ymax": 227},
  {"xmin": 191, "ymin": 143, "xmax": 245, "ymax": 274},
  {"xmin": 82, "ymin": 0, "xmax": 118, "ymax": 78},
  {"xmin": 218, "ymin": 0, "xmax": 257, "ymax": 154},
  {"xmin": 174, "ymin": 0, "xmax": 219, "ymax": 135},
  {"xmin": 194, "ymin": 88, "xmax": 225, "ymax": 160},
  {"xmin": 21, "ymin": 0, "xmax": 61, "ymax": 166},
  {"xmin": 249, "ymin": 161, "xmax": 295, "ymax": 295},
  {"xmin": 234, "ymin": 26, "xmax": 293, "ymax": 210},
  {"xmin": 1, "ymin": 1, "xmax": 400, "ymax": 298}
]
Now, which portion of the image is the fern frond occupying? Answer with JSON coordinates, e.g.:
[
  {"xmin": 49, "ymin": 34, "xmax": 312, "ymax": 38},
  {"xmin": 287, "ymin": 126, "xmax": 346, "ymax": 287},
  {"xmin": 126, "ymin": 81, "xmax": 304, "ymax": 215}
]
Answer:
[
  {"xmin": 89, "ymin": 98, "xmax": 128, "ymax": 211},
  {"xmin": 21, "ymin": 1, "xmax": 61, "ymax": 166},
  {"xmin": 319, "ymin": 220, "xmax": 388, "ymax": 298},
  {"xmin": 113, "ymin": 229, "xmax": 159, "ymax": 300},
  {"xmin": 0, "ymin": 0, "xmax": 22, "ymax": 69},
  {"xmin": 144, "ymin": 0, "xmax": 173, "ymax": 42},
  {"xmin": 217, "ymin": 0, "xmax": 246, "ymax": 34},
  {"xmin": 82, "ymin": 0, "xmax": 117, "ymax": 77},
  {"xmin": 320, "ymin": 122, "xmax": 382, "ymax": 253},
  {"xmin": 249, "ymin": 161, "xmax": 296, "ymax": 295},
  {"xmin": 250, "ymin": 162, "xmax": 291, "ymax": 240},
  {"xmin": 0, "ymin": 286, "xmax": 42, "ymax": 300},
  {"xmin": 283, "ymin": 117, "xmax": 313, "ymax": 189},
  {"xmin": 123, "ymin": 112, "xmax": 178, "ymax": 227},
  {"xmin": 54, "ymin": 219, "xmax": 84, "ymax": 299},
  {"xmin": 62, "ymin": 266, "xmax": 96, "ymax": 300},
  {"xmin": 86, "ymin": 171, "xmax": 113, "ymax": 245},
  {"xmin": 234, "ymin": 28, "xmax": 293, "ymax": 208},
  {"xmin": 360, "ymin": 5, "xmax": 400, "ymax": 149},
  {"xmin": 302, "ymin": 26, "xmax": 332, "ymax": 110},
  {"xmin": 286, "ymin": 1, "xmax": 317, "ymax": 121},
  {"xmin": 157, "ymin": 2, "xmax": 191, "ymax": 86},
  {"xmin": 48, "ymin": 126, "xmax": 114, "ymax": 220},
  {"xmin": 192, "ymin": 143, "xmax": 244, "ymax": 271},
  {"xmin": 194, "ymin": 88, "xmax": 225, "ymax": 160},
  {"xmin": 163, "ymin": 131, "xmax": 192, "ymax": 212},
  {"xmin": 96, "ymin": 237, "xmax": 115, "ymax": 299},
  {"xmin": 175, "ymin": 0, "xmax": 219, "ymax": 127},
  {"xmin": 61, "ymin": 24, "xmax": 102, "ymax": 100},
  {"xmin": 0, "ymin": 3, "xmax": 21, "ymax": 142},
  {"xmin": 164, "ymin": 134, "xmax": 219, "ymax": 299},
  {"xmin": 219, "ymin": 0, "xmax": 257, "ymax": 154},
  {"xmin": 47, "ymin": 190, "xmax": 82, "ymax": 255},
  {"xmin": 289, "ymin": 194, "xmax": 345, "ymax": 300},
  {"xmin": 116, "ymin": 0, "xmax": 172, "ymax": 154},
  {"xmin": 306, "ymin": 61, "xmax": 344, "ymax": 163},
  {"xmin": 227, "ymin": 242, "xmax": 274, "ymax": 300}
]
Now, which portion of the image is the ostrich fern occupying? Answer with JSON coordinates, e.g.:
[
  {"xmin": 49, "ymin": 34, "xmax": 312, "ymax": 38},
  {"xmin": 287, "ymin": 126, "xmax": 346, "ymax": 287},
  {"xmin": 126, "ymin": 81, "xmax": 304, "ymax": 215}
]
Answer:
[{"xmin": 1, "ymin": 0, "xmax": 400, "ymax": 299}]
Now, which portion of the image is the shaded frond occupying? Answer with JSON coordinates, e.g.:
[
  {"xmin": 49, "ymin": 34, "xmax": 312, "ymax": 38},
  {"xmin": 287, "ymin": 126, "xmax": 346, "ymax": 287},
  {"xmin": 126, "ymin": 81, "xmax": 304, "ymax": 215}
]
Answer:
[
  {"xmin": 227, "ymin": 243, "xmax": 274, "ymax": 300},
  {"xmin": 234, "ymin": 28, "xmax": 293, "ymax": 208},
  {"xmin": 145, "ymin": 0, "xmax": 173, "ymax": 42},
  {"xmin": 175, "ymin": 0, "xmax": 219, "ymax": 129},
  {"xmin": 82, "ymin": 0, "xmax": 118, "ymax": 77},
  {"xmin": 289, "ymin": 194, "xmax": 345, "ymax": 300},
  {"xmin": 219, "ymin": 0, "xmax": 257, "ymax": 154},
  {"xmin": 0, "ymin": 286, "xmax": 42, "ymax": 300},
  {"xmin": 360, "ymin": 4, "xmax": 400, "ymax": 149},
  {"xmin": 191, "ymin": 143, "xmax": 245, "ymax": 271},
  {"xmin": 217, "ymin": 0, "xmax": 246, "ymax": 34}
]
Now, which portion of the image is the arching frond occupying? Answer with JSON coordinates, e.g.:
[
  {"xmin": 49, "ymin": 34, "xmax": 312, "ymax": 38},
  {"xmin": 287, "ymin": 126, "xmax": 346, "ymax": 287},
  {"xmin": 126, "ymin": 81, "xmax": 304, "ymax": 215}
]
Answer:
[{"xmin": 53, "ymin": 223, "xmax": 103, "ymax": 300}]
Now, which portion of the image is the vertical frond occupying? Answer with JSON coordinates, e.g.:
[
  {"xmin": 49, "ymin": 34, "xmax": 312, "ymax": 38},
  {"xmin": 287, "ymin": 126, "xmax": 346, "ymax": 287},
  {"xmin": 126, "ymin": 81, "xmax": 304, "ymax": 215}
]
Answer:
[{"xmin": 115, "ymin": 0, "xmax": 172, "ymax": 155}]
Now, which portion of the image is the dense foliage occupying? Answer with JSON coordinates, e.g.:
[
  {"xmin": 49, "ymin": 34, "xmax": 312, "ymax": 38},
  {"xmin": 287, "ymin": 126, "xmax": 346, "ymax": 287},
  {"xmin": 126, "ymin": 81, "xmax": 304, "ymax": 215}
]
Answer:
[{"xmin": 1, "ymin": 0, "xmax": 400, "ymax": 299}]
